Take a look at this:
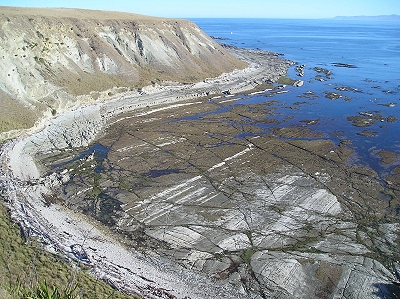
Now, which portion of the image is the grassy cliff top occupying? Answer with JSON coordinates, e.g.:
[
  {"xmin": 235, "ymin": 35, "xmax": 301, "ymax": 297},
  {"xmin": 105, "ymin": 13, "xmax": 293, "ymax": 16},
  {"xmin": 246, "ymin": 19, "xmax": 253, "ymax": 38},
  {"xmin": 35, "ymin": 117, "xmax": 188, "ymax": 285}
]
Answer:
[{"xmin": 0, "ymin": 6, "xmax": 172, "ymax": 21}]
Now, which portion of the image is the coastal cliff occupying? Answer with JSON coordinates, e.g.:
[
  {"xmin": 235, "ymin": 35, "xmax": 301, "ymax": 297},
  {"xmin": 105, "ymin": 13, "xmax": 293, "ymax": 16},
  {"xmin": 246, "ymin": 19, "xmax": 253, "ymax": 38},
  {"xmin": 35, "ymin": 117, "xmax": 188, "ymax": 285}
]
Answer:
[
  {"xmin": 1, "ymin": 8, "xmax": 399, "ymax": 299},
  {"xmin": 0, "ymin": 7, "xmax": 247, "ymax": 138}
]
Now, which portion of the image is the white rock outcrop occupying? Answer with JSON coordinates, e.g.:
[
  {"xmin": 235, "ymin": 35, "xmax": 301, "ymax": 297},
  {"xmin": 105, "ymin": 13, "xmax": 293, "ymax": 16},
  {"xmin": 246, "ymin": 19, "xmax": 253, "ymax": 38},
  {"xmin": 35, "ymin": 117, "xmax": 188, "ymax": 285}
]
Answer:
[{"xmin": 0, "ymin": 7, "xmax": 247, "ymax": 139}]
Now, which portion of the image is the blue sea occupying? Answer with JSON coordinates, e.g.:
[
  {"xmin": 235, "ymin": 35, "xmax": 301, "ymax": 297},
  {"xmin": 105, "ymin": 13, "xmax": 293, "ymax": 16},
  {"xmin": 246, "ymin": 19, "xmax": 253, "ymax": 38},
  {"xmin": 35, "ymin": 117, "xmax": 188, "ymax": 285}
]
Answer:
[{"xmin": 191, "ymin": 18, "xmax": 400, "ymax": 177}]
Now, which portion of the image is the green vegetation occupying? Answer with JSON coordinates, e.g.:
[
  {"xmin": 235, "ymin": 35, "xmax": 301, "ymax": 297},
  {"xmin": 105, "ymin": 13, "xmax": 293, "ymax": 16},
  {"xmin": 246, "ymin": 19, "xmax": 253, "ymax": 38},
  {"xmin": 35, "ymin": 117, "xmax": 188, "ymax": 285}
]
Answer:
[
  {"xmin": 0, "ymin": 92, "xmax": 38, "ymax": 135},
  {"xmin": 241, "ymin": 249, "xmax": 256, "ymax": 265},
  {"xmin": 14, "ymin": 280, "xmax": 79, "ymax": 299},
  {"xmin": 34, "ymin": 56, "xmax": 45, "ymax": 63},
  {"xmin": 49, "ymin": 71, "xmax": 132, "ymax": 96},
  {"xmin": 277, "ymin": 76, "xmax": 296, "ymax": 85},
  {"xmin": 0, "ymin": 197, "xmax": 140, "ymax": 299}
]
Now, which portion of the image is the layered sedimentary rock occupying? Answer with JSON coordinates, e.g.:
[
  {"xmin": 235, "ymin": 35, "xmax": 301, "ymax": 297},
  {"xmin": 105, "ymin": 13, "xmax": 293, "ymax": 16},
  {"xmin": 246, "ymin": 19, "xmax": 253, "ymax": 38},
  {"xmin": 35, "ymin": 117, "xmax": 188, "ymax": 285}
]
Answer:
[
  {"xmin": 23, "ymin": 97, "xmax": 398, "ymax": 298},
  {"xmin": 0, "ymin": 7, "xmax": 246, "ymax": 137},
  {"xmin": 2, "ymin": 7, "xmax": 399, "ymax": 299}
]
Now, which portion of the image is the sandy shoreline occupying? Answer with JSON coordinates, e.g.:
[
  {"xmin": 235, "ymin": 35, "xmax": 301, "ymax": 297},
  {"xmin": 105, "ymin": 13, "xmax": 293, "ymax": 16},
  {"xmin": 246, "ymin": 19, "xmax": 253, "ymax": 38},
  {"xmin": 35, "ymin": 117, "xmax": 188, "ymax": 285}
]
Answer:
[{"xmin": 0, "ymin": 48, "xmax": 294, "ymax": 298}]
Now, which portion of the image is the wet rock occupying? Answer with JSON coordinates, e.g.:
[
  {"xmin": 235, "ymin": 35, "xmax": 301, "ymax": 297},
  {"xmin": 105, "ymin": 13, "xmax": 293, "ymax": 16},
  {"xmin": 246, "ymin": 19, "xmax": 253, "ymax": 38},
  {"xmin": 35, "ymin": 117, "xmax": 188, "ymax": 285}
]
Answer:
[
  {"xmin": 293, "ymin": 80, "xmax": 304, "ymax": 87},
  {"xmin": 299, "ymin": 119, "xmax": 320, "ymax": 125},
  {"xmin": 332, "ymin": 62, "xmax": 358, "ymax": 68},
  {"xmin": 211, "ymin": 36, "xmax": 230, "ymax": 41},
  {"xmin": 378, "ymin": 102, "xmax": 397, "ymax": 107},
  {"xmin": 347, "ymin": 110, "xmax": 396, "ymax": 128},
  {"xmin": 347, "ymin": 115, "xmax": 377, "ymax": 127},
  {"xmin": 314, "ymin": 67, "xmax": 331, "ymax": 76},
  {"xmin": 270, "ymin": 127, "xmax": 324, "ymax": 138},
  {"xmin": 295, "ymin": 64, "xmax": 306, "ymax": 77},
  {"xmin": 357, "ymin": 130, "xmax": 378, "ymax": 137},
  {"xmin": 298, "ymin": 90, "xmax": 318, "ymax": 100},
  {"xmin": 334, "ymin": 85, "xmax": 363, "ymax": 93},
  {"xmin": 313, "ymin": 67, "xmax": 332, "ymax": 81},
  {"xmin": 374, "ymin": 150, "xmax": 399, "ymax": 165},
  {"xmin": 324, "ymin": 91, "xmax": 342, "ymax": 100}
]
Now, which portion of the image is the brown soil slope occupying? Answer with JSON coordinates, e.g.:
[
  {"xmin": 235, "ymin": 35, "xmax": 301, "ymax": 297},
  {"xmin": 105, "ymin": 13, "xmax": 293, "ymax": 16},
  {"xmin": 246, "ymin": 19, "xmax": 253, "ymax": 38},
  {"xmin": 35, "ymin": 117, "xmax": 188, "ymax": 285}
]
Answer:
[{"xmin": 0, "ymin": 7, "xmax": 247, "ymax": 136}]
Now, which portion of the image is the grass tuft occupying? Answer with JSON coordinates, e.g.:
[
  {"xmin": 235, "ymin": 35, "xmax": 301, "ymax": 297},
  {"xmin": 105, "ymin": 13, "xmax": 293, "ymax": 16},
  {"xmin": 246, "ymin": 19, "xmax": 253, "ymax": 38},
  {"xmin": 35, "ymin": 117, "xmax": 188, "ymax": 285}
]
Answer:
[
  {"xmin": 16, "ymin": 279, "xmax": 79, "ymax": 299},
  {"xmin": 277, "ymin": 76, "xmax": 296, "ymax": 85}
]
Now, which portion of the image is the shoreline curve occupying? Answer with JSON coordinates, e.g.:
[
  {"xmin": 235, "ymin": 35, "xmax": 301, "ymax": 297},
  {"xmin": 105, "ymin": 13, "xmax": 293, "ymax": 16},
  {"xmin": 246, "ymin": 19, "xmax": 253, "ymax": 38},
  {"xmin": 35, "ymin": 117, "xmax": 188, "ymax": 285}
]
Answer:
[{"xmin": 0, "ymin": 47, "xmax": 293, "ymax": 298}]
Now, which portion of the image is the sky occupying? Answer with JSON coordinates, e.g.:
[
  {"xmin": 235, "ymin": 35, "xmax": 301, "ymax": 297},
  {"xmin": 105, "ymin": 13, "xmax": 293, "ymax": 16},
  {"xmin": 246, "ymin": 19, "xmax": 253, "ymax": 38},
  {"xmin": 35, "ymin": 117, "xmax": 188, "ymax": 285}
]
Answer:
[{"xmin": 1, "ymin": 0, "xmax": 399, "ymax": 19}]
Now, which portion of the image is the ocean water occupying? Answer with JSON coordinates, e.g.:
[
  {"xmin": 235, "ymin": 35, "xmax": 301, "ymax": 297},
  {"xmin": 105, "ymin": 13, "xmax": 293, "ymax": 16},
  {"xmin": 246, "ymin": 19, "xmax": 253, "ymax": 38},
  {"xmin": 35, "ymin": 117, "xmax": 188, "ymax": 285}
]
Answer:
[{"xmin": 191, "ymin": 18, "xmax": 400, "ymax": 176}]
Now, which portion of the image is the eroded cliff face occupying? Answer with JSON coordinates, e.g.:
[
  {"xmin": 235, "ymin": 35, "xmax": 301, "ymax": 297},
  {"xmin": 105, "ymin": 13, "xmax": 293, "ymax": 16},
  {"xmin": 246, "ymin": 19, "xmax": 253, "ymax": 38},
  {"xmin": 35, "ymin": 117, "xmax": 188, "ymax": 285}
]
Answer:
[{"xmin": 0, "ymin": 7, "xmax": 247, "ymax": 137}]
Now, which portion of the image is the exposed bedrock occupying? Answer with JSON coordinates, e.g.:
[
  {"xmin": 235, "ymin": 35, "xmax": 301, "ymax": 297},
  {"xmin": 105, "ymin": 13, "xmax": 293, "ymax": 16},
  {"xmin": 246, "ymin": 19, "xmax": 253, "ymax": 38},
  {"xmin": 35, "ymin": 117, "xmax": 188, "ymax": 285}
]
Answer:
[
  {"xmin": 25, "ymin": 99, "xmax": 399, "ymax": 298},
  {"xmin": 1, "ymin": 7, "xmax": 399, "ymax": 299},
  {"xmin": 0, "ymin": 7, "xmax": 248, "ymax": 138}
]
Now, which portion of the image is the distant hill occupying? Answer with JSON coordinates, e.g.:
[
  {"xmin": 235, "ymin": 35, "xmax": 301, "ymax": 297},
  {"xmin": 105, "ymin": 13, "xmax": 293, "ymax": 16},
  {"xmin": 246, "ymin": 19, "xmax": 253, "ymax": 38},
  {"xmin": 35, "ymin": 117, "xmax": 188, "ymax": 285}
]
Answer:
[{"xmin": 334, "ymin": 14, "xmax": 400, "ymax": 21}]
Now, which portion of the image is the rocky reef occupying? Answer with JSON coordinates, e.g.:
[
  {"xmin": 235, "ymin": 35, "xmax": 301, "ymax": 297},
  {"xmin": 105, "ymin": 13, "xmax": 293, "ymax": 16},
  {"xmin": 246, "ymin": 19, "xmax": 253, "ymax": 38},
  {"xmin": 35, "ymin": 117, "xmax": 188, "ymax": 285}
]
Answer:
[
  {"xmin": 2, "ymin": 80, "xmax": 399, "ymax": 298},
  {"xmin": 1, "ymin": 7, "xmax": 399, "ymax": 299},
  {"xmin": 44, "ymin": 98, "xmax": 398, "ymax": 299}
]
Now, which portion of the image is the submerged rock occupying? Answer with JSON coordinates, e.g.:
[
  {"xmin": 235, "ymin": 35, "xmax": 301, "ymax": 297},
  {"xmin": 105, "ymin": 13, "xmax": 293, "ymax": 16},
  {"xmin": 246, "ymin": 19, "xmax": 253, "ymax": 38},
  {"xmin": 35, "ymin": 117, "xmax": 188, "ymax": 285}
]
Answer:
[
  {"xmin": 332, "ymin": 62, "xmax": 358, "ymax": 68},
  {"xmin": 324, "ymin": 91, "xmax": 343, "ymax": 100}
]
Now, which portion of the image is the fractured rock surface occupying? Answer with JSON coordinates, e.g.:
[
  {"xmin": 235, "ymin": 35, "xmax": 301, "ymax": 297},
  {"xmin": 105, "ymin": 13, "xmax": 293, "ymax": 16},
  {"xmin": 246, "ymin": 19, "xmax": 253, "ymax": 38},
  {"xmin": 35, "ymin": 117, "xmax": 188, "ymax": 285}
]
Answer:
[
  {"xmin": 2, "ymin": 8, "xmax": 399, "ymax": 297},
  {"xmin": 40, "ymin": 98, "xmax": 400, "ymax": 298}
]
